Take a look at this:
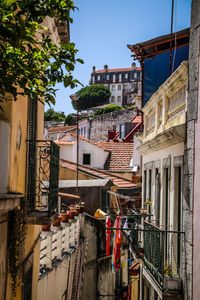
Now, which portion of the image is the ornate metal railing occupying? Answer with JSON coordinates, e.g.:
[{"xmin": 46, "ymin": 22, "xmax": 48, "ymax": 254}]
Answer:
[
  {"xmin": 143, "ymin": 221, "xmax": 184, "ymax": 289},
  {"xmin": 27, "ymin": 140, "xmax": 59, "ymax": 215}
]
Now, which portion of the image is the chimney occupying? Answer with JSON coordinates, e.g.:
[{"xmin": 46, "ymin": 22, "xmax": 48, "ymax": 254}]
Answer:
[
  {"xmin": 93, "ymin": 66, "xmax": 96, "ymax": 73},
  {"xmin": 104, "ymin": 65, "xmax": 108, "ymax": 72},
  {"xmin": 132, "ymin": 62, "xmax": 136, "ymax": 70}
]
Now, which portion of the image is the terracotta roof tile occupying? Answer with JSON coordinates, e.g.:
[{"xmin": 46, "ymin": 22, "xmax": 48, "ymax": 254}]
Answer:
[
  {"xmin": 96, "ymin": 142, "xmax": 133, "ymax": 171},
  {"xmin": 59, "ymin": 133, "xmax": 109, "ymax": 151},
  {"xmin": 95, "ymin": 67, "xmax": 141, "ymax": 73},
  {"xmin": 48, "ymin": 125, "xmax": 77, "ymax": 133},
  {"xmin": 59, "ymin": 159, "xmax": 137, "ymax": 189},
  {"xmin": 131, "ymin": 115, "xmax": 142, "ymax": 123}
]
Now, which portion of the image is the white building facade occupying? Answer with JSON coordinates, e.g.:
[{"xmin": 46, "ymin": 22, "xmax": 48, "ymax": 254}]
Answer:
[
  {"xmin": 90, "ymin": 64, "xmax": 142, "ymax": 108},
  {"xmin": 137, "ymin": 62, "xmax": 188, "ymax": 299}
]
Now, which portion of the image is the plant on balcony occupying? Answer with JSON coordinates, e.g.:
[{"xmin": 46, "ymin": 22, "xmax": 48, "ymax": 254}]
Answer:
[
  {"xmin": 41, "ymin": 224, "xmax": 51, "ymax": 231},
  {"xmin": 52, "ymin": 216, "xmax": 62, "ymax": 227},
  {"xmin": 8, "ymin": 200, "xmax": 26, "ymax": 295},
  {"xmin": 140, "ymin": 205, "xmax": 148, "ymax": 214},
  {"xmin": 79, "ymin": 202, "xmax": 85, "ymax": 212},
  {"xmin": 164, "ymin": 265, "xmax": 173, "ymax": 277},
  {"xmin": 144, "ymin": 198, "xmax": 152, "ymax": 206}
]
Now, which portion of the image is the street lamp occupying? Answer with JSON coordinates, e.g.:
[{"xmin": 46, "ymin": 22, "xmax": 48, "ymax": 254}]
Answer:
[{"xmin": 69, "ymin": 94, "xmax": 79, "ymax": 192}]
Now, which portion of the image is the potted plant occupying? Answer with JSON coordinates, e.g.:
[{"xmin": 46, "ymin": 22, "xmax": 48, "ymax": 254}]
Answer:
[
  {"xmin": 163, "ymin": 266, "xmax": 181, "ymax": 291},
  {"xmin": 52, "ymin": 216, "xmax": 62, "ymax": 227},
  {"xmin": 140, "ymin": 206, "xmax": 148, "ymax": 215},
  {"xmin": 79, "ymin": 202, "xmax": 85, "ymax": 212},
  {"xmin": 60, "ymin": 212, "xmax": 68, "ymax": 223},
  {"xmin": 41, "ymin": 224, "xmax": 51, "ymax": 231},
  {"xmin": 70, "ymin": 204, "xmax": 79, "ymax": 216}
]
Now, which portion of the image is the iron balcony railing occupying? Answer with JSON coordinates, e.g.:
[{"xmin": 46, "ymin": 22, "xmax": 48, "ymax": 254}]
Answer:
[
  {"xmin": 143, "ymin": 221, "xmax": 184, "ymax": 289},
  {"xmin": 27, "ymin": 140, "xmax": 59, "ymax": 215}
]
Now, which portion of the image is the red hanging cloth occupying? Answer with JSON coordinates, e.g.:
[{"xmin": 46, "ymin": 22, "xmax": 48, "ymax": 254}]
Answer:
[
  {"xmin": 106, "ymin": 216, "xmax": 111, "ymax": 255},
  {"xmin": 114, "ymin": 214, "xmax": 121, "ymax": 269}
]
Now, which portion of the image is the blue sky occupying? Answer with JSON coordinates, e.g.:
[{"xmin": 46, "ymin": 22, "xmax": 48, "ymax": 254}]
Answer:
[{"xmin": 47, "ymin": 0, "xmax": 191, "ymax": 115}]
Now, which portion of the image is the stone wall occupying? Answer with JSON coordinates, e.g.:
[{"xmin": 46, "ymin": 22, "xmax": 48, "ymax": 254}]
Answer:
[
  {"xmin": 89, "ymin": 107, "xmax": 137, "ymax": 142},
  {"xmin": 183, "ymin": 1, "xmax": 199, "ymax": 298}
]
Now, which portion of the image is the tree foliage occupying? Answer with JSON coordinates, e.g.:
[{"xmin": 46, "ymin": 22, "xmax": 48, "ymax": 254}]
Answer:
[
  {"xmin": 94, "ymin": 104, "xmax": 123, "ymax": 116},
  {"xmin": 0, "ymin": 0, "xmax": 83, "ymax": 107},
  {"xmin": 64, "ymin": 113, "xmax": 76, "ymax": 125},
  {"xmin": 72, "ymin": 84, "xmax": 111, "ymax": 110},
  {"xmin": 44, "ymin": 108, "xmax": 66, "ymax": 121}
]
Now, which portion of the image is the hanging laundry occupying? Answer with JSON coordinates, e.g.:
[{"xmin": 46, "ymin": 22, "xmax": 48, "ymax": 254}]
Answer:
[
  {"xmin": 106, "ymin": 216, "xmax": 111, "ymax": 255},
  {"xmin": 123, "ymin": 217, "xmax": 131, "ymax": 235},
  {"xmin": 114, "ymin": 214, "xmax": 121, "ymax": 269}
]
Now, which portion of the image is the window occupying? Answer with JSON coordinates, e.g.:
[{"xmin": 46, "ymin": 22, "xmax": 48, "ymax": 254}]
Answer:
[
  {"xmin": 107, "ymin": 74, "xmax": 110, "ymax": 80},
  {"xmin": 119, "ymin": 74, "xmax": 122, "ymax": 82},
  {"xmin": 119, "ymin": 124, "xmax": 125, "ymax": 139},
  {"xmin": 118, "ymin": 85, "xmax": 121, "ymax": 91},
  {"xmin": 155, "ymin": 168, "xmax": 160, "ymax": 226},
  {"xmin": 164, "ymin": 167, "xmax": 169, "ymax": 262},
  {"xmin": 92, "ymin": 76, "xmax": 95, "ymax": 83},
  {"xmin": 113, "ymin": 74, "xmax": 116, "ymax": 82},
  {"xmin": 174, "ymin": 166, "xmax": 182, "ymax": 272},
  {"xmin": 111, "ymin": 96, "xmax": 115, "ymax": 103},
  {"xmin": 117, "ymin": 96, "xmax": 121, "ymax": 102},
  {"xmin": 125, "ymin": 73, "xmax": 128, "ymax": 79},
  {"xmin": 131, "ymin": 83, "xmax": 136, "ymax": 90},
  {"xmin": 144, "ymin": 170, "xmax": 147, "ymax": 203},
  {"xmin": 97, "ymin": 75, "xmax": 100, "ymax": 81},
  {"xmin": 81, "ymin": 127, "xmax": 83, "ymax": 136},
  {"xmin": 124, "ymin": 84, "xmax": 128, "ymax": 90},
  {"xmin": 83, "ymin": 153, "xmax": 91, "ymax": 165},
  {"xmin": 148, "ymin": 169, "xmax": 152, "ymax": 222},
  {"xmin": 111, "ymin": 85, "xmax": 115, "ymax": 91},
  {"xmin": 83, "ymin": 126, "xmax": 86, "ymax": 138},
  {"xmin": 134, "ymin": 72, "xmax": 137, "ymax": 79}
]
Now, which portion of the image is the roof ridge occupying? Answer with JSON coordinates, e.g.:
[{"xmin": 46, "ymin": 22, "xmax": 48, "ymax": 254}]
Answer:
[{"xmin": 59, "ymin": 158, "xmax": 134, "ymax": 183}]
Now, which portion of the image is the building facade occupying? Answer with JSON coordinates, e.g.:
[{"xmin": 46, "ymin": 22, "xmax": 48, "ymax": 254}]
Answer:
[
  {"xmin": 0, "ymin": 15, "xmax": 68, "ymax": 300},
  {"xmin": 90, "ymin": 64, "xmax": 142, "ymax": 107},
  {"xmin": 137, "ymin": 61, "xmax": 188, "ymax": 299}
]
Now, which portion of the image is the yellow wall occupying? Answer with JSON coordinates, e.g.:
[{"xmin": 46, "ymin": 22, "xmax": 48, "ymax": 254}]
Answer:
[
  {"xmin": 59, "ymin": 164, "xmax": 118, "ymax": 210},
  {"xmin": 0, "ymin": 96, "xmax": 43, "ymax": 300},
  {"xmin": 109, "ymin": 171, "xmax": 133, "ymax": 181},
  {"xmin": 59, "ymin": 165, "xmax": 95, "ymax": 180}
]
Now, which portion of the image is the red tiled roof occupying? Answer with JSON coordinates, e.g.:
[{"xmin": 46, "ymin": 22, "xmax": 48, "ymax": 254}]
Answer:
[
  {"xmin": 48, "ymin": 125, "xmax": 77, "ymax": 133},
  {"xmin": 113, "ymin": 114, "xmax": 142, "ymax": 142},
  {"xmin": 95, "ymin": 67, "xmax": 141, "ymax": 73},
  {"xmin": 59, "ymin": 133, "xmax": 109, "ymax": 151},
  {"xmin": 96, "ymin": 142, "xmax": 133, "ymax": 171},
  {"xmin": 59, "ymin": 159, "xmax": 137, "ymax": 189},
  {"xmin": 130, "ymin": 115, "xmax": 142, "ymax": 123}
]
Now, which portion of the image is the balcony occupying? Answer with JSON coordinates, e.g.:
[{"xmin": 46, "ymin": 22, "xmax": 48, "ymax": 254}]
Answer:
[
  {"xmin": 138, "ymin": 61, "xmax": 188, "ymax": 155},
  {"xmin": 26, "ymin": 140, "xmax": 59, "ymax": 224},
  {"xmin": 143, "ymin": 221, "xmax": 183, "ymax": 292}
]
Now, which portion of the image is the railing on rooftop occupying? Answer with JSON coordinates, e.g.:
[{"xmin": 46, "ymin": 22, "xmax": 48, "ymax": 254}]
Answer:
[
  {"xmin": 27, "ymin": 140, "xmax": 59, "ymax": 216},
  {"xmin": 143, "ymin": 221, "xmax": 184, "ymax": 290}
]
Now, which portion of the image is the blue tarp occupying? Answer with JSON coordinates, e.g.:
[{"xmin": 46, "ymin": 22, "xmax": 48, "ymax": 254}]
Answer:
[{"xmin": 143, "ymin": 45, "xmax": 189, "ymax": 106}]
